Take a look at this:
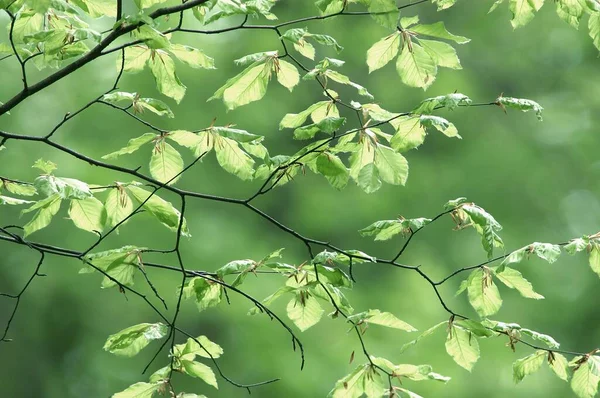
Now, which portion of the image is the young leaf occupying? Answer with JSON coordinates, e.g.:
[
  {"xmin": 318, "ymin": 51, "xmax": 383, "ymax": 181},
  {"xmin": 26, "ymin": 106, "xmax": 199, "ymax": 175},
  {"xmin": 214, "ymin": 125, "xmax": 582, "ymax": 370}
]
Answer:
[
  {"xmin": 390, "ymin": 116, "xmax": 427, "ymax": 152},
  {"xmin": 3, "ymin": 180, "xmax": 37, "ymax": 196},
  {"xmin": 366, "ymin": 32, "xmax": 400, "ymax": 73},
  {"xmin": 590, "ymin": 13, "xmax": 600, "ymax": 51},
  {"xmin": 507, "ymin": 0, "xmax": 544, "ymax": 28},
  {"xmin": 112, "ymin": 382, "xmax": 161, "ymax": 398},
  {"xmin": 276, "ymin": 59, "xmax": 300, "ymax": 91},
  {"xmin": 214, "ymin": 135, "xmax": 254, "ymax": 180},
  {"xmin": 411, "ymin": 22, "xmax": 471, "ymax": 44},
  {"xmin": 182, "ymin": 277, "xmax": 222, "ymax": 312},
  {"xmin": 105, "ymin": 186, "xmax": 134, "ymax": 229},
  {"xmin": 466, "ymin": 268, "xmax": 503, "ymax": 317},
  {"xmin": 400, "ymin": 321, "xmax": 446, "ymax": 353},
  {"xmin": 180, "ymin": 361, "xmax": 218, "ymax": 389},
  {"xmin": 127, "ymin": 185, "xmax": 190, "ymax": 236},
  {"xmin": 169, "ymin": 44, "xmax": 215, "ymax": 69},
  {"xmin": 102, "ymin": 133, "xmax": 157, "ymax": 160},
  {"xmin": 149, "ymin": 50, "xmax": 186, "ymax": 103},
  {"xmin": 396, "ymin": 42, "xmax": 437, "ymax": 90},
  {"xmin": 286, "ymin": 294, "xmax": 324, "ymax": 331},
  {"xmin": 497, "ymin": 96, "xmax": 544, "ymax": 120},
  {"xmin": 571, "ymin": 359, "xmax": 600, "ymax": 398},
  {"xmin": 103, "ymin": 323, "xmax": 168, "ymax": 357},
  {"xmin": 329, "ymin": 364, "xmax": 368, "ymax": 398},
  {"xmin": 210, "ymin": 61, "xmax": 272, "ymax": 110},
  {"xmin": 493, "ymin": 267, "xmax": 544, "ymax": 299},
  {"xmin": 588, "ymin": 244, "xmax": 600, "ymax": 278},
  {"xmin": 69, "ymin": 196, "xmax": 105, "ymax": 233},
  {"xmin": 445, "ymin": 324, "xmax": 480, "ymax": 371},
  {"xmin": 149, "ymin": 140, "xmax": 184, "ymax": 185},
  {"xmin": 549, "ymin": 352, "xmax": 570, "ymax": 382},
  {"xmin": 21, "ymin": 194, "xmax": 62, "ymax": 237},
  {"xmin": 122, "ymin": 45, "xmax": 151, "ymax": 73},
  {"xmin": 316, "ymin": 152, "xmax": 349, "ymax": 190},
  {"xmin": 349, "ymin": 309, "xmax": 417, "ymax": 332},
  {"xmin": 513, "ymin": 350, "xmax": 546, "ymax": 383}
]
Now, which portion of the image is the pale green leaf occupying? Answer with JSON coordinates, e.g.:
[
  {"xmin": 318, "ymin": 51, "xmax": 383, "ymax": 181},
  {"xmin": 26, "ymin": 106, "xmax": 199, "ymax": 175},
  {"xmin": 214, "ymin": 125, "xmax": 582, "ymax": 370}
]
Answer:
[
  {"xmin": 286, "ymin": 294, "xmax": 324, "ymax": 331},
  {"xmin": 549, "ymin": 352, "xmax": 570, "ymax": 381},
  {"xmin": 127, "ymin": 185, "xmax": 190, "ymax": 236},
  {"xmin": 149, "ymin": 50, "xmax": 186, "ymax": 103},
  {"xmin": 69, "ymin": 197, "xmax": 105, "ymax": 233},
  {"xmin": 276, "ymin": 59, "xmax": 300, "ymax": 91},
  {"xmin": 571, "ymin": 360, "xmax": 600, "ymax": 398},
  {"xmin": 122, "ymin": 46, "xmax": 151, "ymax": 73},
  {"xmin": 590, "ymin": 12, "xmax": 600, "ymax": 50},
  {"xmin": 182, "ymin": 277, "xmax": 222, "ymax": 311},
  {"xmin": 169, "ymin": 44, "xmax": 215, "ymax": 69},
  {"xmin": 497, "ymin": 96, "xmax": 544, "ymax": 120},
  {"xmin": 214, "ymin": 136, "xmax": 254, "ymax": 180},
  {"xmin": 445, "ymin": 325, "xmax": 480, "ymax": 371},
  {"xmin": 508, "ymin": 0, "xmax": 545, "ymax": 28},
  {"xmin": 466, "ymin": 268, "xmax": 503, "ymax": 317},
  {"xmin": 494, "ymin": 267, "xmax": 544, "ymax": 299},
  {"xmin": 112, "ymin": 382, "xmax": 161, "ymax": 398},
  {"xmin": 181, "ymin": 361, "xmax": 218, "ymax": 389},
  {"xmin": 390, "ymin": 116, "xmax": 427, "ymax": 152},
  {"xmin": 418, "ymin": 38, "xmax": 462, "ymax": 69},
  {"xmin": 102, "ymin": 133, "xmax": 157, "ymax": 160},
  {"xmin": 411, "ymin": 22, "xmax": 470, "ymax": 43},
  {"xmin": 396, "ymin": 42, "xmax": 437, "ymax": 89},
  {"xmin": 105, "ymin": 187, "xmax": 134, "ymax": 229},
  {"xmin": 104, "ymin": 323, "xmax": 168, "ymax": 357},
  {"xmin": 366, "ymin": 32, "xmax": 400, "ymax": 73},
  {"xmin": 149, "ymin": 141, "xmax": 184, "ymax": 185},
  {"xmin": 513, "ymin": 350, "xmax": 546, "ymax": 383},
  {"xmin": 22, "ymin": 194, "xmax": 62, "ymax": 237}
]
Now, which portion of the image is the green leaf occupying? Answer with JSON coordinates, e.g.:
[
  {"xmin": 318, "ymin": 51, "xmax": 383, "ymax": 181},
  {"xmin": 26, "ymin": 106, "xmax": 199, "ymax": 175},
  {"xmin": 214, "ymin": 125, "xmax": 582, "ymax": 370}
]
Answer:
[
  {"xmin": 174, "ymin": 335, "xmax": 223, "ymax": 360},
  {"xmin": 103, "ymin": 323, "xmax": 168, "ymax": 357},
  {"xmin": 134, "ymin": 0, "xmax": 168, "ymax": 10},
  {"xmin": 293, "ymin": 116, "xmax": 345, "ymax": 140},
  {"xmin": 366, "ymin": 32, "xmax": 401, "ymax": 73},
  {"xmin": 494, "ymin": 267, "xmax": 544, "ymax": 299},
  {"xmin": 169, "ymin": 44, "xmax": 215, "ymax": 69},
  {"xmin": 556, "ymin": 0, "xmax": 586, "ymax": 28},
  {"xmin": 460, "ymin": 203, "xmax": 504, "ymax": 259},
  {"xmin": 444, "ymin": 197, "xmax": 468, "ymax": 210},
  {"xmin": 315, "ymin": 0, "xmax": 345, "ymax": 14},
  {"xmin": 374, "ymin": 144, "xmax": 409, "ymax": 186},
  {"xmin": 71, "ymin": 0, "xmax": 116, "ymax": 18},
  {"xmin": 411, "ymin": 22, "xmax": 471, "ymax": 44},
  {"xmin": 508, "ymin": 0, "xmax": 545, "ymax": 28},
  {"xmin": 105, "ymin": 187, "xmax": 134, "ymax": 229},
  {"xmin": 0, "ymin": 196, "xmax": 34, "ymax": 205},
  {"xmin": 167, "ymin": 130, "xmax": 204, "ymax": 149},
  {"xmin": 122, "ymin": 46, "xmax": 151, "ymax": 73},
  {"xmin": 286, "ymin": 293, "xmax": 324, "ymax": 331},
  {"xmin": 127, "ymin": 185, "xmax": 190, "ymax": 236},
  {"xmin": 132, "ymin": 26, "xmax": 170, "ymax": 50},
  {"xmin": 390, "ymin": 116, "xmax": 427, "ymax": 152},
  {"xmin": 571, "ymin": 359, "xmax": 600, "ymax": 398},
  {"xmin": 32, "ymin": 158, "xmax": 57, "ymax": 174},
  {"xmin": 455, "ymin": 319, "xmax": 497, "ymax": 337},
  {"xmin": 418, "ymin": 39, "xmax": 462, "ymax": 69},
  {"xmin": 589, "ymin": 244, "xmax": 600, "ymax": 277},
  {"xmin": 513, "ymin": 350, "xmax": 546, "ymax": 383},
  {"xmin": 316, "ymin": 152, "xmax": 349, "ymax": 189},
  {"xmin": 136, "ymin": 98, "xmax": 174, "ymax": 118},
  {"xmin": 210, "ymin": 61, "xmax": 272, "ymax": 110},
  {"xmin": 214, "ymin": 135, "xmax": 254, "ymax": 180},
  {"xmin": 349, "ymin": 309, "xmax": 417, "ymax": 331},
  {"xmin": 3, "ymin": 180, "xmax": 37, "ymax": 196},
  {"xmin": 549, "ymin": 352, "xmax": 570, "ymax": 381},
  {"xmin": 182, "ymin": 277, "xmax": 222, "ymax": 312},
  {"xmin": 590, "ymin": 12, "xmax": 600, "ymax": 51},
  {"xmin": 432, "ymin": 0, "xmax": 458, "ymax": 10},
  {"xmin": 466, "ymin": 268, "xmax": 503, "ymax": 317},
  {"xmin": 69, "ymin": 197, "xmax": 105, "ymax": 233},
  {"xmin": 22, "ymin": 194, "xmax": 62, "ymax": 237},
  {"xmin": 149, "ymin": 50, "xmax": 186, "ymax": 103},
  {"xmin": 361, "ymin": 0, "xmax": 399, "ymax": 28},
  {"xmin": 413, "ymin": 93, "xmax": 472, "ymax": 114},
  {"xmin": 445, "ymin": 324, "xmax": 480, "ymax": 371},
  {"xmin": 359, "ymin": 218, "xmax": 431, "ymax": 241},
  {"xmin": 396, "ymin": 42, "xmax": 437, "ymax": 89},
  {"xmin": 419, "ymin": 115, "xmax": 460, "ymax": 138},
  {"xmin": 112, "ymin": 382, "xmax": 161, "ymax": 398},
  {"xmin": 400, "ymin": 321, "xmax": 446, "ymax": 353},
  {"xmin": 149, "ymin": 140, "xmax": 184, "ymax": 185},
  {"xmin": 276, "ymin": 59, "xmax": 300, "ymax": 91},
  {"xmin": 102, "ymin": 91, "xmax": 136, "ymax": 103},
  {"xmin": 497, "ymin": 96, "xmax": 544, "ymax": 120},
  {"xmin": 102, "ymin": 133, "xmax": 157, "ymax": 159},
  {"xmin": 521, "ymin": 327, "xmax": 560, "ymax": 349},
  {"xmin": 181, "ymin": 361, "xmax": 218, "ymax": 389},
  {"xmin": 565, "ymin": 237, "xmax": 589, "ymax": 254},
  {"xmin": 329, "ymin": 364, "xmax": 368, "ymax": 398}
]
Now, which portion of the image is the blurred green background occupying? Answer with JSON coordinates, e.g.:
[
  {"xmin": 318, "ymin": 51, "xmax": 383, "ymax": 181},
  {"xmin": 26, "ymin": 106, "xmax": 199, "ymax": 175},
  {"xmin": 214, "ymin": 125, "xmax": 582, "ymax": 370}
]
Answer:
[{"xmin": 1, "ymin": 1, "xmax": 600, "ymax": 397}]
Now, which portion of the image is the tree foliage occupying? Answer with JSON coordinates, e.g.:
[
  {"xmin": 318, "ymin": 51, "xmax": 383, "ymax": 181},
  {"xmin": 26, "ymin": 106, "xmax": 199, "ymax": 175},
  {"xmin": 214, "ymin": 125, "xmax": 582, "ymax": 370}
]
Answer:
[{"xmin": 1, "ymin": 0, "xmax": 599, "ymax": 397}]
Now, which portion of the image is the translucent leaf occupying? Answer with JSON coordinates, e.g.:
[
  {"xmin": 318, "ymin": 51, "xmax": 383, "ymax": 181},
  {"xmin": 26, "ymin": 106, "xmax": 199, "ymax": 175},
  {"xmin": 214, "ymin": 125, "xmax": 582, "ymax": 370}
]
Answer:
[
  {"xmin": 445, "ymin": 325, "xmax": 480, "ymax": 371},
  {"xmin": 210, "ymin": 61, "xmax": 272, "ymax": 110},
  {"xmin": 349, "ymin": 309, "xmax": 417, "ymax": 332},
  {"xmin": 149, "ymin": 141, "xmax": 184, "ymax": 185},
  {"xmin": 362, "ymin": 0, "xmax": 399, "ymax": 28},
  {"xmin": 132, "ymin": 26, "xmax": 170, "ymax": 50},
  {"xmin": 390, "ymin": 116, "xmax": 427, "ymax": 152},
  {"xmin": 103, "ymin": 323, "xmax": 168, "ymax": 357},
  {"xmin": 589, "ymin": 244, "xmax": 600, "ymax": 278},
  {"xmin": 149, "ymin": 50, "xmax": 186, "ymax": 103},
  {"xmin": 373, "ymin": 144, "xmax": 409, "ymax": 186},
  {"xmin": 71, "ymin": 0, "xmax": 116, "ymax": 17},
  {"xmin": 122, "ymin": 46, "xmax": 151, "ymax": 73},
  {"xmin": 359, "ymin": 218, "xmax": 431, "ymax": 241},
  {"xmin": 521, "ymin": 328, "xmax": 560, "ymax": 349},
  {"xmin": 136, "ymin": 98, "xmax": 174, "ymax": 118},
  {"xmin": 21, "ymin": 194, "xmax": 62, "ymax": 237},
  {"xmin": 396, "ymin": 42, "xmax": 437, "ymax": 90},
  {"xmin": 169, "ymin": 44, "xmax": 215, "ymax": 69},
  {"xmin": 413, "ymin": 93, "xmax": 471, "ymax": 114},
  {"xmin": 32, "ymin": 158, "xmax": 57, "ymax": 174},
  {"xmin": 112, "ymin": 382, "xmax": 161, "ymax": 398},
  {"xmin": 102, "ymin": 133, "xmax": 157, "ymax": 159},
  {"xmin": 418, "ymin": 39, "xmax": 462, "ymax": 69},
  {"xmin": 0, "ymin": 196, "xmax": 34, "ymax": 205},
  {"xmin": 182, "ymin": 277, "xmax": 222, "ymax": 312},
  {"xmin": 400, "ymin": 321, "xmax": 446, "ymax": 353},
  {"xmin": 3, "ymin": 180, "xmax": 37, "ymax": 196},
  {"xmin": 174, "ymin": 335, "xmax": 223, "ymax": 360},
  {"xmin": 366, "ymin": 32, "xmax": 400, "ymax": 73},
  {"xmin": 293, "ymin": 116, "xmax": 345, "ymax": 140},
  {"xmin": 419, "ymin": 115, "xmax": 460, "ymax": 138},
  {"xmin": 69, "ymin": 197, "xmax": 105, "ymax": 233},
  {"xmin": 329, "ymin": 364, "xmax": 368, "ymax": 398},
  {"xmin": 134, "ymin": 0, "xmax": 169, "ymax": 10},
  {"xmin": 494, "ymin": 267, "xmax": 544, "ymax": 299},
  {"xmin": 105, "ymin": 187, "xmax": 134, "ymax": 229},
  {"xmin": 466, "ymin": 268, "xmax": 502, "ymax": 317},
  {"xmin": 316, "ymin": 152, "xmax": 349, "ymax": 189},
  {"xmin": 556, "ymin": 0, "xmax": 586, "ymax": 28},
  {"xmin": 180, "ymin": 361, "xmax": 218, "ymax": 389},
  {"xmin": 286, "ymin": 294, "xmax": 324, "ymax": 331},
  {"xmin": 127, "ymin": 186, "xmax": 190, "ymax": 236},
  {"xmin": 497, "ymin": 96, "xmax": 544, "ymax": 120},
  {"xmin": 571, "ymin": 360, "xmax": 600, "ymax": 398},
  {"xmin": 276, "ymin": 59, "xmax": 300, "ymax": 91},
  {"xmin": 508, "ymin": 0, "xmax": 544, "ymax": 28},
  {"xmin": 411, "ymin": 22, "xmax": 471, "ymax": 44},
  {"xmin": 432, "ymin": 0, "xmax": 458, "ymax": 10},
  {"xmin": 565, "ymin": 237, "xmax": 589, "ymax": 254},
  {"xmin": 590, "ymin": 13, "xmax": 600, "ymax": 51},
  {"xmin": 214, "ymin": 136, "xmax": 254, "ymax": 180},
  {"xmin": 513, "ymin": 350, "xmax": 546, "ymax": 383},
  {"xmin": 549, "ymin": 352, "xmax": 570, "ymax": 381}
]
